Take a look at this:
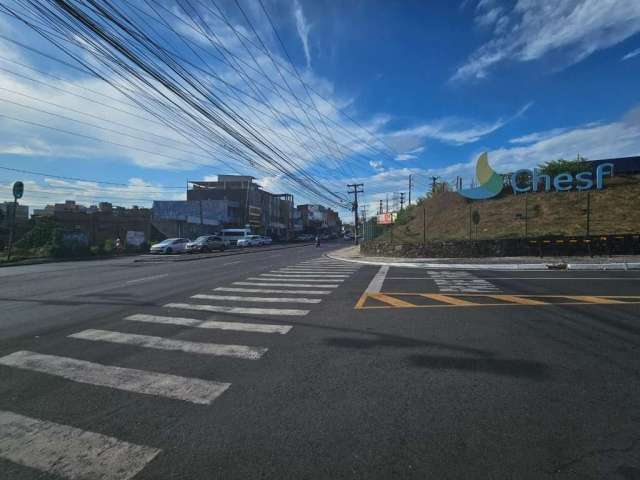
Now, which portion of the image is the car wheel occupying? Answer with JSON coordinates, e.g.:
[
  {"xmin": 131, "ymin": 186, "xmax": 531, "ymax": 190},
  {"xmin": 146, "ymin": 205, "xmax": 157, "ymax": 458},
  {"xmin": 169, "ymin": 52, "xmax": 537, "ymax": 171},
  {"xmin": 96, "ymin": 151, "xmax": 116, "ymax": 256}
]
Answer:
[{"xmin": 165, "ymin": 247, "xmax": 172, "ymax": 254}]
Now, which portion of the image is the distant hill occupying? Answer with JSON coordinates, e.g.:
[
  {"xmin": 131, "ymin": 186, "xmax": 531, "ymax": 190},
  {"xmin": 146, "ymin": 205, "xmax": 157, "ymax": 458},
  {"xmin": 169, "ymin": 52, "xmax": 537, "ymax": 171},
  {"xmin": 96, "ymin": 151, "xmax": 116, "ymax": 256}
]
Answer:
[{"xmin": 371, "ymin": 175, "xmax": 640, "ymax": 244}]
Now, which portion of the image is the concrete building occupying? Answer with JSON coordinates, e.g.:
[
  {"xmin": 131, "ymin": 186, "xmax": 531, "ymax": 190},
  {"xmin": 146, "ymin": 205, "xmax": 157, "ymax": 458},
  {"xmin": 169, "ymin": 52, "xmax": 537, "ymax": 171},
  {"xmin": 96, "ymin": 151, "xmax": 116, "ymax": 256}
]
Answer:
[
  {"xmin": 151, "ymin": 199, "xmax": 241, "ymax": 239},
  {"xmin": 1, "ymin": 201, "xmax": 29, "ymax": 224},
  {"xmin": 187, "ymin": 175, "xmax": 294, "ymax": 239},
  {"xmin": 296, "ymin": 204, "xmax": 342, "ymax": 235}
]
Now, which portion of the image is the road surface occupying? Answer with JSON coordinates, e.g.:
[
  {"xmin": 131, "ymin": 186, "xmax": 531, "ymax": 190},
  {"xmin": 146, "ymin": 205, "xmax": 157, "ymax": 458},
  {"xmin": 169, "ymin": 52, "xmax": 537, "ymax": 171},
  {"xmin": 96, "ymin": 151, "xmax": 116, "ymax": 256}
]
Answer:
[{"xmin": 1, "ymin": 243, "xmax": 639, "ymax": 479}]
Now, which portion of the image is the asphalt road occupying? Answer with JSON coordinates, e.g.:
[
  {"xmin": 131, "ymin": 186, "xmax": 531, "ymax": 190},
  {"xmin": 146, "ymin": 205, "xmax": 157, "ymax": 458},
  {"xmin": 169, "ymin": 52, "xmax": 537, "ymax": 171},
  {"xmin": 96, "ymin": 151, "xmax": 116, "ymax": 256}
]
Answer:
[{"xmin": 1, "ymin": 244, "xmax": 639, "ymax": 479}]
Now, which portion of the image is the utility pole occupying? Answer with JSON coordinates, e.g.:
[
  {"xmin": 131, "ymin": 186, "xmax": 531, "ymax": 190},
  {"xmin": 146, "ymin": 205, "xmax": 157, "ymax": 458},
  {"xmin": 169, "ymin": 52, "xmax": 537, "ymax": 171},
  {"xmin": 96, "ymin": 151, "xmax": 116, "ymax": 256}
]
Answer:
[
  {"xmin": 399, "ymin": 192, "xmax": 405, "ymax": 211},
  {"xmin": 347, "ymin": 183, "xmax": 364, "ymax": 245},
  {"xmin": 431, "ymin": 176, "xmax": 439, "ymax": 194},
  {"xmin": 385, "ymin": 193, "xmax": 389, "ymax": 213},
  {"xmin": 378, "ymin": 199, "xmax": 383, "ymax": 215},
  {"xmin": 408, "ymin": 175, "xmax": 413, "ymax": 206}
]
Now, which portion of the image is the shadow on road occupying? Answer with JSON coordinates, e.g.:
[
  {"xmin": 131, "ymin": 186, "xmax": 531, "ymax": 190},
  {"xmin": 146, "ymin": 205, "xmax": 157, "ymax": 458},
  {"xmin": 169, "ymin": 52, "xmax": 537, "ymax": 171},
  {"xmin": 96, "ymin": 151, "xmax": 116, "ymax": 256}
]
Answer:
[{"xmin": 408, "ymin": 354, "xmax": 551, "ymax": 380}]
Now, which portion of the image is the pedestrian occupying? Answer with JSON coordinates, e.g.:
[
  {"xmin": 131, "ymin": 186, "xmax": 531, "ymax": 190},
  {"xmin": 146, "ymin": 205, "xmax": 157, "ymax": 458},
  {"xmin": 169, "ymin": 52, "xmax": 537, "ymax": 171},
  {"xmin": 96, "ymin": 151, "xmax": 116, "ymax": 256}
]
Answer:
[
  {"xmin": 315, "ymin": 235, "xmax": 320, "ymax": 247},
  {"xmin": 115, "ymin": 236, "xmax": 122, "ymax": 252}
]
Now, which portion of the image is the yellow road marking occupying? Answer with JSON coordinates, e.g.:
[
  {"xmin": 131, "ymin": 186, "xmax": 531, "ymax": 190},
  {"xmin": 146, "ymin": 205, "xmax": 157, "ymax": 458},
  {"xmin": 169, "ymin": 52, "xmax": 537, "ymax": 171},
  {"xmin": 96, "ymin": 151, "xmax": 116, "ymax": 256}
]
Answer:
[
  {"xmin": 420, "ymin": 294, "xmax": 478, "ymax": 306},
  {"xmin": 367, "ymin": 293, "xmax": 416, "ymax": 307},
  {"xmin": 563, "ymin": 295, "xmax": 625, "ymax": 304},
  {"xmin": 489, "ymin": 295, "xmax": 547, "ymax": 305},
  {"xmin": 354, "ymin": 292, "xmax": 640, "ymax": 309}
]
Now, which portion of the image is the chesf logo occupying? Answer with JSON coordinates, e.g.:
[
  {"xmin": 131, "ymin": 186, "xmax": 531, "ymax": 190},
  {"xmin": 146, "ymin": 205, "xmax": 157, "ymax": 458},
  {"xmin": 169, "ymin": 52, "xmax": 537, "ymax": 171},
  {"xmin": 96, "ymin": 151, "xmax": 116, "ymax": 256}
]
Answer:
[{"xmin": 458, "ymin": 152, "xmax": 504, "ymax": 200}]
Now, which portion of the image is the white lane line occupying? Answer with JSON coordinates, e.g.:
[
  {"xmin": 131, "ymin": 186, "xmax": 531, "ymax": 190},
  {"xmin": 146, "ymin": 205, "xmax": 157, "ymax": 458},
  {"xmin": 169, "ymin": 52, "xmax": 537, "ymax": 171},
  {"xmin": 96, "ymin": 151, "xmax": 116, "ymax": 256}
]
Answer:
[
  {"xmin": 234, "ymin": 281, "xmax": 340, "ymax": 288},
  {"xmin": 0, "ymin": 410, "xmax": 160, "ymax": 480},
  {"xmin": 221, "ymin": 260, "xmax": 243, "ymax": 266},
  {"xmin": 69, "ymin": 329, "xmax": 267, "ymax": 360},
  {"xmin": 0, "ymin": 351, "xmax": 229, "ymax": 405},
  {"xmin": 192, "ymin": 294, "xmax": 321, "ymax": 304},
  {"xmin": 125, "ymin": 313, "xmax": 292, "ymax": 334},
  {"xmin": 165, "ymin": 303, "xmax": 309, "ymax": 316},
  {"xmin": 125, "ymin": 273, "xmax": 169, "ymax": 285},
  {"xmin": 365, "ymin": 265, "xmax": 389, "ymax": 293},
  {"xmin": 215, "ymin": 287, "xmax": 330, "ymax": 295},
  {"xmin": 247, "ymin": 277, "xmax": 344, "ymax": 283}
]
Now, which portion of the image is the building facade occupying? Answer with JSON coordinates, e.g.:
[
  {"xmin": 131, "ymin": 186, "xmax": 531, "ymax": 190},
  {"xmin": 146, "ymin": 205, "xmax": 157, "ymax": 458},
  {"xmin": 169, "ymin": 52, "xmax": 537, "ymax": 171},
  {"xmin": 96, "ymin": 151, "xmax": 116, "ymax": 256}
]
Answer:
[{"xmin": 186, "ymin": 175, "xmax": 294, "ymax": 239}]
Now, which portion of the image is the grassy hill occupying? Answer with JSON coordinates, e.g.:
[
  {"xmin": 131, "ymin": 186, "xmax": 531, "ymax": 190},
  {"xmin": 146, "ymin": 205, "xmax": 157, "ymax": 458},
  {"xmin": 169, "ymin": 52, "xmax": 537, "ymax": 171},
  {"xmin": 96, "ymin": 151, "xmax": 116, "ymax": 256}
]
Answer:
[{"xmin": 373, "ymin": 176, "xmax": 640, "ymax": 244}]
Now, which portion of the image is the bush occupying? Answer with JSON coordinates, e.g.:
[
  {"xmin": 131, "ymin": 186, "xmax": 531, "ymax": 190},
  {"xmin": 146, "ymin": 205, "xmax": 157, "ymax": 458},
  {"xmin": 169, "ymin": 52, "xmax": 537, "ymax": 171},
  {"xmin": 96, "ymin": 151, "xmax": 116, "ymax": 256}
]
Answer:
[{"xmin": 103, "ymin": 239, "xmax": 114, "ymax": 253}]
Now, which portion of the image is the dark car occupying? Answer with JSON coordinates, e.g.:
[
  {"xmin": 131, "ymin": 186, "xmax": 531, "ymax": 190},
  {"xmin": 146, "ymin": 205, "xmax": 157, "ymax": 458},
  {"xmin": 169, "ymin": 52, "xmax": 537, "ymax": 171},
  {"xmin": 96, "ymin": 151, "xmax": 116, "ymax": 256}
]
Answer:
[{"xmin": 186, "ymin": 235, "xmax": 227, "ymax": 253}]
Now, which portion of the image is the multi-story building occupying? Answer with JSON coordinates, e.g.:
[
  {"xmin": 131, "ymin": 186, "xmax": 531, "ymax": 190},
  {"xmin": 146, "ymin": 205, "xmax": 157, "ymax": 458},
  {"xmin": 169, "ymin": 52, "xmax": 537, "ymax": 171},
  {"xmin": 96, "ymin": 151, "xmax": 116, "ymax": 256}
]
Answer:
[
  {"xmin": 296, "ymin": 204, "xmax": 342, "ymax": 235},
  {"xmin": 186, "ymin": 175, "xmax": 294, "ymax": 239}
]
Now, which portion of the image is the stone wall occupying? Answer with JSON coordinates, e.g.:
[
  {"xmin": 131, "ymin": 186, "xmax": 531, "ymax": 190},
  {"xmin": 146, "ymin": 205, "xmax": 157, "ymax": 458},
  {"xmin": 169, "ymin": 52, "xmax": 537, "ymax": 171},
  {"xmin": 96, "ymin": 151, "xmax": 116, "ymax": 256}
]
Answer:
[{"xmin": 361, "ymin": 234, "xmax": 640, "ymax": 258}]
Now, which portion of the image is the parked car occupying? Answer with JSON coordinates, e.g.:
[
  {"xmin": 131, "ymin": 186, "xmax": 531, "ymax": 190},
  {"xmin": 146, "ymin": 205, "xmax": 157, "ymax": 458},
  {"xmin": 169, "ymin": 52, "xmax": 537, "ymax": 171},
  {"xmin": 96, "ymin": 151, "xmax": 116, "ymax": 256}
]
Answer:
[
  {"xmin": 150, "ymin": 238, "xmax": 190, "ymax": 254},
  {"xmin": 237, "ymin": 235, "xmax": 263, "ymax": 247},
  {"xmin": 296, "ymin": 234, "xmax": 313, "ymax": 242},
  {"xmin": 260, "ymin": 236, "xmax": 273, "ymax": 245},
  {"xmin": 343, "ymin": 233, "xmax": 354, "ymax": 241},
  {"xmin": 186, "ymin": 235, "xmax": 227, "ymax": 253}
]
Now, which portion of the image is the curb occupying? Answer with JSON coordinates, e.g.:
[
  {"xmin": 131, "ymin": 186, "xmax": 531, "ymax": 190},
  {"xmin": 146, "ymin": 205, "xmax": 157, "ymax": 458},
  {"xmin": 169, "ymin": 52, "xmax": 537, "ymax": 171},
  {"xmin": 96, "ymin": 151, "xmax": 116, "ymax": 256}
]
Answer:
[{"xmin": 325, "ymin": 252, "xmax": 640, "ymax": 271}]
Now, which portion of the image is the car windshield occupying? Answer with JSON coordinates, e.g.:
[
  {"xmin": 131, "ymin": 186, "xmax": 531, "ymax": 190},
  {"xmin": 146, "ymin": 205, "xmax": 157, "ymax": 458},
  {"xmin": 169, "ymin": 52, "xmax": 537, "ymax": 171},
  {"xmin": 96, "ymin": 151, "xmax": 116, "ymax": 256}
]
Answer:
[
  {"xmin": 194, "ymin": 236, "xmax": 209, "ymax": 242},
  {"xmin": 157, "ymin": 239, "xmax": 175, "ymax": 245}
]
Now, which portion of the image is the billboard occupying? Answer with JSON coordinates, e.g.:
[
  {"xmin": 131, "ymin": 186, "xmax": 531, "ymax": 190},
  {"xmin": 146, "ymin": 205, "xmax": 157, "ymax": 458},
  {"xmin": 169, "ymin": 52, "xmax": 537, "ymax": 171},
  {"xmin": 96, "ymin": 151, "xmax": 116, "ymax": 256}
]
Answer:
[
  {"xmin": 377, "ymin": 212, "xmax": 395, "ymax": 224},
  {"xmin": 126, "ymin": 230, "xmax": 146, "ymax": 246}
]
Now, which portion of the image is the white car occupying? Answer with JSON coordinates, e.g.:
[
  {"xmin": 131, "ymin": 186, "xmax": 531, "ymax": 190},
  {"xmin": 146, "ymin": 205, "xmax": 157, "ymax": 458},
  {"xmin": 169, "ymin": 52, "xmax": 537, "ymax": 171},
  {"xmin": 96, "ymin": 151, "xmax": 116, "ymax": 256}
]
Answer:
[
  {"xmin": 260, "ymin": 236, "xmax": 273, "ymax": 245},
  {"xmin": 237, "ymin": 235, "xmax": 263, "ymax": 247},
  {"xmin": 150, "ymin": 238, "xmax": 190, "ymax": 254}
]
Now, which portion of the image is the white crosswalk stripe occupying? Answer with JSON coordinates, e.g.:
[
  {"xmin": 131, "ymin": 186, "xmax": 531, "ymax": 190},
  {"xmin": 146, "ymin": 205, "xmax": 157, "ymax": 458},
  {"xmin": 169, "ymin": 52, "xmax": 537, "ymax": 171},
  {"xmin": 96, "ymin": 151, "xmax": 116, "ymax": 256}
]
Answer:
[
  {"xmin": 0, "ymin": 351, "xmax": 230, "ymax": 404},
  {"xmin": 234, "ymin": 281, "xmax": 340, "ymax": 288},
  {"xmin": 246, "ymin": 277, "xmax": 343, "ymax": 283},
  {"xmin": 255, "ymin": 275, "xmax": 346, "ymax": 280},
  {"xmin": 428, "ymin": 271, "xmax": 500, "ymax": 293},
  {"xmin": 275, "ymin": 269, "xmax": 358, "ymax": 273},
  {"xmin": 165, "ymin": 302, "xmax": 309, "ymax": 316},
  {"xmin": 69, "ymin": 329, "xmax": 267, "ymax": 360},
  {"xmin": 214, "ymin": 287, "xmax": 331, "ymax": 295},
  {"xmin": 0, "ymin": 410, "xmax": 160, "ymax": 480},
  {"xmin": 192, "ymin": 294, "xmax": 321, "ymax": 304},
  {"xmin": 125, "ymin": 313, "xmax": 292, "ymax": 334},
  {"xmin": 260, "ymin": 274, "xmax": 349, "ymax": 278}
]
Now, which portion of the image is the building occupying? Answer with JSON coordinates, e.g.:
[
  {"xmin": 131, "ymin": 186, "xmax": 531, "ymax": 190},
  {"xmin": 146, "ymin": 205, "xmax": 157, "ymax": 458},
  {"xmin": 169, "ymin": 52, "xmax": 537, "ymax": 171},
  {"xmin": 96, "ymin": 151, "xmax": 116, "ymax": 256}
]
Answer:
[
  {"xmin": 1, "ymin": 201, "xmax": 29, "ymax": 224},
  {"xmin": 31, "ymin": 201, "xmax": 152, "ymax": 247},
  {"xmin": 296, "ymin": 204, "xmax": 342, "ymax": 235},
  {"xmin": 186, "ymin": 175, "xmax": 294, "ymax": 239},
  {"xmin": 151, "ymin": 199, "xmax": 240, "ymax": 239}
]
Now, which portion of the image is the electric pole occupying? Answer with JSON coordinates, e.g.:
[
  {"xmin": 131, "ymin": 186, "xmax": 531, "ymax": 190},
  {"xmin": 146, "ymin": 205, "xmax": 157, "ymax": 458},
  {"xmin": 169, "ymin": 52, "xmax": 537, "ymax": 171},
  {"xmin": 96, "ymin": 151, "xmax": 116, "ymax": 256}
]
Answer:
[
  {"xmin": 431, "ymin": 176, "xmax": 439, "ymax": 194},
  {"xmin": 408, "ymin": 175, "xmax": 413, "ymax": 205},
  {"xmin": 378, "ymin": 199, "xmax": 383, "ymax": 215},
  {"xmin": 386, "ymin": 193, "xmax": 389, "ymax": 213},
  {"xmin": 347, "ymin": 183, "xmax": 364, "ymax": 245},
  {"xmin": 399, "ymin": 192, "xmax": 405, "ymax": 211}
]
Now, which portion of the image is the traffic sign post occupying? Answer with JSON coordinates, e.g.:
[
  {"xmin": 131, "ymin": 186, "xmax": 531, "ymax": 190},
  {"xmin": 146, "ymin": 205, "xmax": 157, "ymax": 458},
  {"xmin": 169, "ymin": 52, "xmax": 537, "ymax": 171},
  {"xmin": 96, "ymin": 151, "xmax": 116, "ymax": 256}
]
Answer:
[{"xmin": 6, "ymin": 181, "xmax": 24, "ymax": 262}]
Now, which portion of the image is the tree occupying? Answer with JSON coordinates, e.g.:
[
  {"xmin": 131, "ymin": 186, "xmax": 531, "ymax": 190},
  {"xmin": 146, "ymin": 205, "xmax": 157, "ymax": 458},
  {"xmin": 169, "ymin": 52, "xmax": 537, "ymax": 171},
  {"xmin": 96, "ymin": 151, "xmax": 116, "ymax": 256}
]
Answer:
[{"xmin": 539, "ymin": 155, "xmax": 589, "ymax": 177}]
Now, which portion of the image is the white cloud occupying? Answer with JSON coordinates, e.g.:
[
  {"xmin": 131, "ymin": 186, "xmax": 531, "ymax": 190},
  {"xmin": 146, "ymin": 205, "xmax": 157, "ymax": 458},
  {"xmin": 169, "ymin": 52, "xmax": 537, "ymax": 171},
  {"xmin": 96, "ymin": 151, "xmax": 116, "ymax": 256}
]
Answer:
[
  {"xmin": 622, "ymin": 47, "xmax": 640, "ymax": 60},
  {"xmin": 386, "ymin": 102, "xmax": 532, "ymax": 152},
  {"xmin": 293, "ymin": 0, "xmax": 312, "ymax": 68},
  {"xmin": 454, "ymin": 0, "xmax": 640, "ymax": 82},
  {"xmin": 395, "ymin": 146, "xmax": 425, "ymax": 161}
]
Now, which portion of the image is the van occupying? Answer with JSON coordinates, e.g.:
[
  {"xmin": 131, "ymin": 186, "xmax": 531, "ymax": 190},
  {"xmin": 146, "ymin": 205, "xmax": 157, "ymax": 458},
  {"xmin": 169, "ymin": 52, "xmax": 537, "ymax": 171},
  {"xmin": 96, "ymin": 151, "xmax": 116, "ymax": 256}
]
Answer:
[{"xmin": 221, "ymin": 228, "xmax": 252, "ymax": 246}]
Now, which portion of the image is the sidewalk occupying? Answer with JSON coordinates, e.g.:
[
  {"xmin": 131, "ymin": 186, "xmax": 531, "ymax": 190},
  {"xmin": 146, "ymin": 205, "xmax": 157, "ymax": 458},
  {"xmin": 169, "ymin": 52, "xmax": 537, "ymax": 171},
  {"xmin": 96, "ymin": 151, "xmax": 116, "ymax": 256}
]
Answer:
[{"xmin": 327, "ymin": 246, "xmax": 640, "ymax": 271}]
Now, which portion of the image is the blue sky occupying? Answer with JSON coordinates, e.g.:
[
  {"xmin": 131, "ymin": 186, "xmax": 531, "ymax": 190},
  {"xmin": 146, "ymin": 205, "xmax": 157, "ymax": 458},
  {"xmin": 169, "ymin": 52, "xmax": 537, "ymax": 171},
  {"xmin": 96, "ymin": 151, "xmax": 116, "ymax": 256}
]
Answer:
[{"xmin": 1, "ymin": 0, "xmax": 640, "ymax": 218}]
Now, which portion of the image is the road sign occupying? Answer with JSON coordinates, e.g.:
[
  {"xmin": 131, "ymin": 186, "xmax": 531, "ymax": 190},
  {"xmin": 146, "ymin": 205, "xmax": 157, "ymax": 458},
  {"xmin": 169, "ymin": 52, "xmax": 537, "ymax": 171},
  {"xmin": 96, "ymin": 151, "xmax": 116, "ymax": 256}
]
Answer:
[{"xmin": 12, "ymin": 181, "xmax": 24, "ymax": 199}]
